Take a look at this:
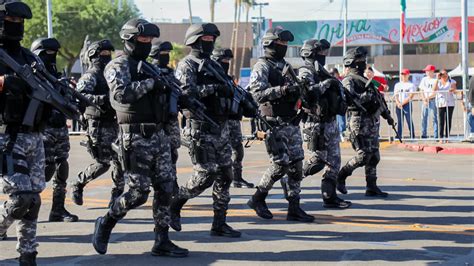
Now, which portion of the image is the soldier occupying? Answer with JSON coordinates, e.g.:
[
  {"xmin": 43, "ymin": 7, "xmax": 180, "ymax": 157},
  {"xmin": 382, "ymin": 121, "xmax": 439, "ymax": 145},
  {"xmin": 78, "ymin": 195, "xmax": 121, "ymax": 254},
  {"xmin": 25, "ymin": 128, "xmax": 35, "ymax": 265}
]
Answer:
[
  {"xmin": 31, "ymin": 37, "xmax": 79, "ymax": 222},
  {"xmin": 71, "ymin": 39, "xmax": 124, "ymax": 207},
  {"xmin": 92, "ymin": 18, "xmax": 188, "ymax": 257},
  {"xmin": 211, "ymin": 48, "xmax": 254, "ymax": 188},
  {"xmin": 246, "ymin": 28, "xmax": 314, "ymax": 223},
  {"xmin": 149, "ymin": 40, "xmax": 180, "ymax": 192},
  {"xmin": 337, "ymin": 47, "xmax": 394, "ymax": 197},
  {"xmin": 169, "ymin": 23, "xmax": 241, "ymax": 238},
  {"xmin": 290, "ymin": 39, "xmax": 351, "ymax": 209},
  {"xmin": 0, "ymin": 1, "xmax": 53, "ymax": 264}
]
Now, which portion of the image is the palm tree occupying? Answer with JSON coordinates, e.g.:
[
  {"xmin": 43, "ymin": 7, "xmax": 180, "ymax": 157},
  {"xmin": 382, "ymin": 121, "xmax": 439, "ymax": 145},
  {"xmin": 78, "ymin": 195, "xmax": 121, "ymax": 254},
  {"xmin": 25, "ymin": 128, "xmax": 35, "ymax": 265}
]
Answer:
[
  {"xmin": 210, "ymin": 0, "xmax": 216, "ymax": 22},
  {"xmin": 230, "ymin": 0, "xmax": 242, "ymax": 77},
  {"xmin": 187, "ymin": 0, "xmax": 193, "ymax": 24},
  {"xmin": 239, "ymin": 0, "xmax": 252, "ymax": 76}
]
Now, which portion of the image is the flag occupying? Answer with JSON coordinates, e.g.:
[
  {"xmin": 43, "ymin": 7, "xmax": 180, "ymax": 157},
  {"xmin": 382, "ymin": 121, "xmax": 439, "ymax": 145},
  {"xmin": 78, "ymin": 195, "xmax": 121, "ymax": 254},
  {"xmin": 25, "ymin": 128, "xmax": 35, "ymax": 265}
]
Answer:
[{"xmin": 401, "ymin": 0, "xmax": 406, "ymax": 38}]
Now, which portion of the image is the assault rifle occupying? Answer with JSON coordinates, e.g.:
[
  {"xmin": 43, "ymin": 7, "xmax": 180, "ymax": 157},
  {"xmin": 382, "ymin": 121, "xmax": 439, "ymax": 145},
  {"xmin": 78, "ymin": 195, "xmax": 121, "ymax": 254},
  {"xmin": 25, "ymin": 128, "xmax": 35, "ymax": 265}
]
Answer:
[
  {"xmin": 0, "ymin": 48, "xmax": 81, "ymax": 127},
  {"xmin": 137, "ymin": 61, "xmax": 219, "ymax": 129},
  {"xmin": 31, "ymin": 62, "xmax": 103, "ymax": 113},
  {"xmin": 317, "ymin": 64, "xmax": 367, "ymax": 113}
]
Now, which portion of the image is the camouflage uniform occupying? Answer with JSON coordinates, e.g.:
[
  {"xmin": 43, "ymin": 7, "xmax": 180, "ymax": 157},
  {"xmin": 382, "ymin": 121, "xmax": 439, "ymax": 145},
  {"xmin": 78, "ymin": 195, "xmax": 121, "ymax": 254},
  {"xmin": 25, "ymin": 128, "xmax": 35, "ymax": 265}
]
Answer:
[
  {"xmin": 105, "ymin": 54, "xmax": 175, "ymax": 229},
  {"xmin": 0, "ymin": 133, "xmax": 45, "ymax": 254},
  {"xmin": 228, "ymin": 119, "xmax": 243, "ymax": 180},
  {"xmin": 248, "ymin": 58, "xmax": 304, "ymax": 199},
  {"xmin": 74, "ymin": 66, "xmax": 124, "ymax": 203},
  {"xmin": 174, "ymin": 55, "xmax": 233, "ymax": 214},
  {"xmin": 338, "ymin": 70, "xmax": 388, "ymax": 196},
  {"xmin": 295, "ymin": 65, "xmax": 349, "ymax": 207}
]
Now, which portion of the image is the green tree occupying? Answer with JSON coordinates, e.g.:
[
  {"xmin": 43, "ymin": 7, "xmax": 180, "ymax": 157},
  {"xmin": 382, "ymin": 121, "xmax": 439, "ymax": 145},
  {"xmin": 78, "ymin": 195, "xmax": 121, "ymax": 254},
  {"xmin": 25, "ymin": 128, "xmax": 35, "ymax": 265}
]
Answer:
[
  {"xmin": 23, "ymin": 0, "xmax": 140, "ymax": 73},
  {"xmin": 169, "ymin": 43, "xmax": 187, "ymax": 68}
]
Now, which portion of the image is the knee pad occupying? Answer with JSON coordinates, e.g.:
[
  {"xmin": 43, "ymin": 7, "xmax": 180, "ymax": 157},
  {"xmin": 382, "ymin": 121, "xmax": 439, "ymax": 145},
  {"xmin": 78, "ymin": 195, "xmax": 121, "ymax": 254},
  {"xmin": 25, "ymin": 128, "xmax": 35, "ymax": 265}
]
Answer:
[
  {"xmin": 56, "ymin": 159, "xmax": 69, "ymax": 182},
  {"xmin": 125, "ymin": 188, "xmax": 150, "ymax": 210},
  {"xmin": 288, "ymin": 161, "xmax": 303, "ymax": 181},
  {"xmin": 44, "ymin": 163, "xmax": 56, "ymax": 183},
  {"xmin": 6, "ymin": 193, "xmax": 41, "ymax": 220},
  {"xmin": 219, "ymin": 166, "xmax": 234, "ymax": 184},
  {"xmin": 270, "ymin": 163, "xmax": 290, "ymax": 182}
]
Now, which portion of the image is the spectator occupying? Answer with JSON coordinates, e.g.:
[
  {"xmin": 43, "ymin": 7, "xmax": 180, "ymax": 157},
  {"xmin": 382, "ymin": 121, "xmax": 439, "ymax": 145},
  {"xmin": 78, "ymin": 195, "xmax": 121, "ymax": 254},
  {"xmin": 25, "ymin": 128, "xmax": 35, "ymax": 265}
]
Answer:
[
  {"xmin": 364, "ymin": 66, "xmax": 388, "ymax": 94},
  {"xmin": 329, "ymin": 68, "xmax": 346, "ymax": 141},
  {"xmin": 394, "ymin": 69, "xmax": 415, "ymax": 139},
  {"xmin": 419, "ymin": 64, "xmax": 439, "ymax": 139},
  {"xmin": 433, "ymin": 69, "xmax": 457, "ymax": 143}
]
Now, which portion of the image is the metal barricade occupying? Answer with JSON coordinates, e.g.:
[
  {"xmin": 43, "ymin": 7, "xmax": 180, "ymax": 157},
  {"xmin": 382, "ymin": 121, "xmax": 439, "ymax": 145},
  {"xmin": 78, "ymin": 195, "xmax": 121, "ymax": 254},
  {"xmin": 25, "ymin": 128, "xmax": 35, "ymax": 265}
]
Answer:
[{"xmin": 382, "ymin": 90, "xmax": 469, "ymax": 143}]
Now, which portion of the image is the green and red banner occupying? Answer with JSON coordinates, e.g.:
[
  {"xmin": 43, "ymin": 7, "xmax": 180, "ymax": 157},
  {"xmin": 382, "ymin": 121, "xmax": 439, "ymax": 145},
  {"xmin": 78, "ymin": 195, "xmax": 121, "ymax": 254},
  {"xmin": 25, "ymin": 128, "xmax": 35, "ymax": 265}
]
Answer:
[
  {"xmin": 401, "ymin": 0, "xmax": 406, "ymax": 38},
  {"xmin": 270, "ymin": 16, "xmax": 474, "ymax": 46}
]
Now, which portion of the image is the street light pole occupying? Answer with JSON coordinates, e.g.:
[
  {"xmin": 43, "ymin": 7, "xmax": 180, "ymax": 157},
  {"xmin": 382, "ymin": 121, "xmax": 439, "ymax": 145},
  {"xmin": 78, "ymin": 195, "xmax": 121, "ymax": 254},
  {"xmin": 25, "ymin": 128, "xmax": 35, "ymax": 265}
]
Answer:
[
  {"xmin": 343, "ymin": 0, "xmax": 347, "ymax": 56},
  {"xmin": 461, "ymin": 0, "xmax": 469, "ymax": 139},
  {"xmin": 46, "ymin": 0, "xmax": 53, "ymax": 37}
]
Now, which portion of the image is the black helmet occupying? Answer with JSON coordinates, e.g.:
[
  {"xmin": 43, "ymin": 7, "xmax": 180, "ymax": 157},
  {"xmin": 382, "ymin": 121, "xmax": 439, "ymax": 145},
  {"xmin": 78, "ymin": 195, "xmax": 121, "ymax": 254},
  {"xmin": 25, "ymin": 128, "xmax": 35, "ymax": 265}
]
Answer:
[
  {"xmin": 86, "ymin": 39, "xmax": 114, "ymax": 59},
  {"xmin": 150, "ymin": 40, "xmax": 173, "ymax": 58},
  {"xmin": 31, "ymin": 37, "xmax": 60, "ymax": 55},
  {"xmin": 300, "ymin": 39, "xmax": 330, "ymax": 58},
  {"xmin": 120, "ymin": 18, "xmax": 160, "ymax": 41},
  {"xmin": 343, "ymin": 46, "xmax": 368, "ymax": 66},
  {"xmin": 211, "ymin": 48, "xmax": 233, "ymax": 61},
  {"xmin": 0, "ymin": 0, "xmax": 32, "ymax": 41},
  {"xmin": 261, "ymin": 27, "xmax": 294, "ymax": 47},
  {"xmin": 184, "ymin": 23, "xmax": 220, "ymax": 46}
]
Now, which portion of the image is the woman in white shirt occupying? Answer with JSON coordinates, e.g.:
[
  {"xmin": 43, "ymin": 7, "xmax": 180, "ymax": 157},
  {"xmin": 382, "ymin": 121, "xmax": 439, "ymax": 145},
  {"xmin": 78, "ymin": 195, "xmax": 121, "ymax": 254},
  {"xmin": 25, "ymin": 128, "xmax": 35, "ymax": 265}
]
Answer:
[
  {"xmin": 433, "ymin": 69, "xmax": 457, "ymax": 142},
  {"xmin": 394, "ymin": 69, "xmax": 416, "ymax": 139}
]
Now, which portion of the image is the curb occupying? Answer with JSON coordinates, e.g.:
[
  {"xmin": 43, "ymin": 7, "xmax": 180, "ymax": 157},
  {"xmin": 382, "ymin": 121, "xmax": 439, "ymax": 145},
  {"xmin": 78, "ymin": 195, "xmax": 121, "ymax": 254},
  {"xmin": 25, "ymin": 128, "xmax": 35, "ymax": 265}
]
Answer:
[{"xmin": 398, "ymin": 144, "xmax": 474, "ymax": 155}]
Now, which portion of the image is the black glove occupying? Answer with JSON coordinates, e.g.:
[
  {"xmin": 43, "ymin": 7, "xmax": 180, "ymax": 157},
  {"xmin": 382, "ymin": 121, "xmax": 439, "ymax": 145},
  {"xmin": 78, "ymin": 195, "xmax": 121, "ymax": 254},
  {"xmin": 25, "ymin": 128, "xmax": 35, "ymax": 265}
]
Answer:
[
  {"xmin": 386, "ymin": 116, "xmax": 395, "ymax": 126},
  {"xmin": 153, "ymin": 77, "xmax": 168, "ymax": 92},
  {"xmin": 3, "ymin": 75, "xmax": 29, "ymax": 95},
  {"xmin": 281, "ymin": 84, "xmax": 300, "ymax": 96},
  {"xmin": 217, "ymin": 84, "xmax": 233, "ymax": 97}
]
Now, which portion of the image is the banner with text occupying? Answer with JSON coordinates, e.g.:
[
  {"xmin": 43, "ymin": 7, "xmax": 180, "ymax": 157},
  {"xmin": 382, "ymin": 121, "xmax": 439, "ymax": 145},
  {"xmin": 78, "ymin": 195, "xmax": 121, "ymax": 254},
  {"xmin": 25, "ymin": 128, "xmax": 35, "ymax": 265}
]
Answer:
[{"xmin": 272, "ymin": 16, "xmax": 474, "ymax": 46}]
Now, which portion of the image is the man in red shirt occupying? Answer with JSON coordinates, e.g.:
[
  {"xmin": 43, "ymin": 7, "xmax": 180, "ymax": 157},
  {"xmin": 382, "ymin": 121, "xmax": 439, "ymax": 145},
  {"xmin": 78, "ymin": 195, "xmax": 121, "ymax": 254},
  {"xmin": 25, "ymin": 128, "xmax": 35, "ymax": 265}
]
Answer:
[{"xmin": 365, "ymin": 67, "xmax": 388, "ymax": 94}]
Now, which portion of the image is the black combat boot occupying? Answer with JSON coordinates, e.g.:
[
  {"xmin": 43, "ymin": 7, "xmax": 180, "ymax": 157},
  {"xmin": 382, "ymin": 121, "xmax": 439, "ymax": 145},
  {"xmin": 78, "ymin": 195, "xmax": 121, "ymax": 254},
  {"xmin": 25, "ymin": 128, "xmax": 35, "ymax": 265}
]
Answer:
[
  {"xmin": 108, "ymin": 188, "xmax": 123, "ymax": 208},
  {"xmin": 287, "ymin": 198, "xmax": 315, "ymax": 223},
  {"xmin": 210, "ymin": 211, "xmax": 241, "ymax": 238},
  {"xmin": 151, "ymin": 226, "xmax": 189, "ymax": 257},
  {"xmin": 49, "ymin": 189, "xmax": 79, "ymax": 222},
  {"xmin": 247, "ymin": 188, "xmax": 273, "ymax": 219},
  {"xmin": 92, "ymin": 213, "xmax": 118, "ymax": 254},
  {"xmin": 323, "ymin": 197, "xmax": 352, "ymax": 209},
  {"xmin": 336, "ymin": 167, "xmax": 351, "ymax": 194},
  {"xmin": 232, "ymin": 168, "xmax": 254, "ymax": 188},
  {"xmin": 366, "ymin": 177, "xmax": 388, "ymax": 197},
  {"xmin": 71, "ymin": 181, "xmax": 85, "ymax": 206},
  {"xmin": 19, "ymin": 251, "xmax": 37, "ymax": 266},
  {"xmin": 169, "ymin": 198, "xmax": 187, "ymax": 232},
  {"xmin": 0, "ymin": 231, "xmax": 7, "ymax": 240}
]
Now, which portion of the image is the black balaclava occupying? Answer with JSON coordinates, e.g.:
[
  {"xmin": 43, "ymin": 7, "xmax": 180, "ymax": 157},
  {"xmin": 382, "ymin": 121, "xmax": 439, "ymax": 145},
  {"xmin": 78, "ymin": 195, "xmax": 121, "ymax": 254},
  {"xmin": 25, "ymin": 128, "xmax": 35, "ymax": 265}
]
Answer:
[
  {"xmin": 39, "ymin": 52, "xmax": 58, "ymax": 74},
  {"xmin": 191, "ymin": 38, "xmax": 214, "ymax": 58},
  {"xmin": 314, "ymin": 53, "xmax": 326, "ymax": 66},
  {"xmin": 219, "ymin": 61, "xmax": 230, "ymax": 74},
  {"xmin": 353, "ymin": 60, "xmax": 367, "ymax": 75},
  {"xmin": 265, "ymin": 42, "xmax": 287, "ymax": 61},
  {"xmin": 2, "ymin": 21, "xmax": 24, "ymax": 52},
  {"xmin": 124, "ymin": 37, "xmax": 152, "ymax": 61},
  {"xmin": 158, "ymin": 53, "xmax": 170, "ymax": 67},
  {"xmin": 96, "ymin": 54, "xmax": 112, "ymax": 69}
]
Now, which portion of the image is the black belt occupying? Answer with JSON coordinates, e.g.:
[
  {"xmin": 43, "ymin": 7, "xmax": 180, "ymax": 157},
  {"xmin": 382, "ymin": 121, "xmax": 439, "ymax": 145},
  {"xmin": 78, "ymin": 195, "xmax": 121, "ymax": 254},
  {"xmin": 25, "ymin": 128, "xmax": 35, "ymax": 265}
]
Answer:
[
  {"xmin": 190, "ymin": 121, "xmax": 222, "ymax": 135},
  {"xmin": 263, "ymin": 116, "xmax": 298, "ymax": 127},
  {"xmin": 119, "ymin": 123, "xmax": 163, "ymax": 136},
  {"xmin": 0, "ymin": 124, "xmax": 34, "ymax": 134}
]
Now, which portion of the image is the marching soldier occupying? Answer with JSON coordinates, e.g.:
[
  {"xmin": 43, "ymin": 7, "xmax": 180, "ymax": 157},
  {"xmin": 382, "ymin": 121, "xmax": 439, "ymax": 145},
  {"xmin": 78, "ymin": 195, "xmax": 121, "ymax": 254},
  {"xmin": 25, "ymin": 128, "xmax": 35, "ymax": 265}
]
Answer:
[
  {"xmin": 31, "ymin": 37, "xmax": 79, "ymax": 222},
  {"xmin": 246, "ymin": 28, "xmax": 314, "ymax": 223},
  {"xmin": 211, "ymin": 48, "xmax": 254, "ymax": 188},
  {"xmin": 72, "ymin": 39, "xmax": 125, "ymax": 208},
  {"xmin": 337, "ymin": 47, "xmax": 393, "ymax": 198},
  {"xmin": 92, "ymin": 18, "xmax": 188, "ymax": 257}
]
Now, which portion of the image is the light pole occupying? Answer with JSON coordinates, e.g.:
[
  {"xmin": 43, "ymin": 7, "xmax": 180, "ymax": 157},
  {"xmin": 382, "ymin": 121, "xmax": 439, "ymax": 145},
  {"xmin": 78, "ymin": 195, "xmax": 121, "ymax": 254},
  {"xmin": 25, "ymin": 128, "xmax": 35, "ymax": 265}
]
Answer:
[
  {"xmin": 46, "ymin": 0, "xmax": 53, "ymax": 37},
  {"xmin": 461, "ymin": 0, "xmax": 469, "ymax": 139}
]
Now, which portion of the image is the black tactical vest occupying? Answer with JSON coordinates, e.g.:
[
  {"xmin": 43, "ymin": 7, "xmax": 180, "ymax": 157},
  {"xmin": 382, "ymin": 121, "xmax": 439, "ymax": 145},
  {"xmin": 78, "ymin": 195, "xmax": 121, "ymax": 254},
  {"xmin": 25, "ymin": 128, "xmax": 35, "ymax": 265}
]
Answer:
[
  {"xmin": 112, "ymin": 56, "xmax": 169, "ymax": 125},
  {"xmin": 0, "ymin": 47, "xmax": 45, "ymax": 130},
  {"xmin": 83, "ymin": 66, "xmax": 116, "ymax": 121},
  {"xmin": 194, "ymin": 59, "xmax": 233, "ymax": 122},
  {"xmin": 258, "ymin": 58, "xmax": 299, "ymax": 118}
]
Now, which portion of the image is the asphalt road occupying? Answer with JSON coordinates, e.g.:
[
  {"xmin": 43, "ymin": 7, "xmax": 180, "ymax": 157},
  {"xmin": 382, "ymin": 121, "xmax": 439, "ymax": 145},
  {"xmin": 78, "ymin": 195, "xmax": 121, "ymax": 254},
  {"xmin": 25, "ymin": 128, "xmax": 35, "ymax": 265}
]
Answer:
[{"xmin": 0, "ymin": 137, "xmax": 473, "ymax": 266}]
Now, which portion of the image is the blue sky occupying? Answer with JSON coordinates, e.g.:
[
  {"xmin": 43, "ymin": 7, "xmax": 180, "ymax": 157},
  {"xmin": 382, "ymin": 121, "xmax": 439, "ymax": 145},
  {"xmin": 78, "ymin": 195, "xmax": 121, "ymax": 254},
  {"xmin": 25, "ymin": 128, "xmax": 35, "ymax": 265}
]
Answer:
[{"xmin": 134, "ymin": 0, "xmax": 473, "ymax": 23}]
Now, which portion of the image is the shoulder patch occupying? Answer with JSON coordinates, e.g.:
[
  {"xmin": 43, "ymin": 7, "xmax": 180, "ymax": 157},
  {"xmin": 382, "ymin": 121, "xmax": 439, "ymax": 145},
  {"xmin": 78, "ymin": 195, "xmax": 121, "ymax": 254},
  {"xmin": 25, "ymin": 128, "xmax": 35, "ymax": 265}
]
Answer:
[{"xmin": 105, "ymin": 68, "xmax": 117, "ymax": 83}]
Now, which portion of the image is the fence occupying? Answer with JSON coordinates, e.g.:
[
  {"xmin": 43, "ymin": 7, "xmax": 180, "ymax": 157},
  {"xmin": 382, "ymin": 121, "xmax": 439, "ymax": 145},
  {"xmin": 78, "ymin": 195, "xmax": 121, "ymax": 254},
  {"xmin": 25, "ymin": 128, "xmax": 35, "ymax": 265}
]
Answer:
[{"xmin": 380, "ymin": 90, "xmax": 472, "ymax": 142}]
